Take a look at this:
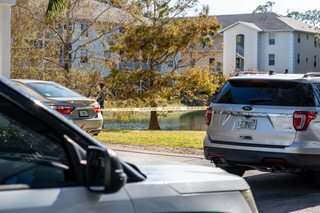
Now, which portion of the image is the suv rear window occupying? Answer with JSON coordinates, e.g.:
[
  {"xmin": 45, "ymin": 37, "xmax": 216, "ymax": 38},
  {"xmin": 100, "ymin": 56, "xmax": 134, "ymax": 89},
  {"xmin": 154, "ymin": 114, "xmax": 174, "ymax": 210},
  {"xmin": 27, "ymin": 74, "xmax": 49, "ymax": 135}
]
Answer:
[{"xmin": 214, "ymin": 79, "xmax": 312, "ymax": 106}]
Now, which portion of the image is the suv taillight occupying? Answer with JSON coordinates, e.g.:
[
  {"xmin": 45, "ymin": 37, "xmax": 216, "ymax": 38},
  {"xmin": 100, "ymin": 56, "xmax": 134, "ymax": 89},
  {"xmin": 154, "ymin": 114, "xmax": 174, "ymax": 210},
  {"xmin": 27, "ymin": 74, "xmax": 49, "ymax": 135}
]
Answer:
[
  {"xmin": 50, "ymin": 105, "xmax": 75, "ymax": 115},
  {"xmin": 205, "ymin": 107, "xmax": 212, "ymax": 125},
  {"xmin": 93, "ymin": 105, "xmax": 101, "ymax": 113},
  {"xmin": 293, "ymin": 111, "xmax": 317, "ymax": 131}
]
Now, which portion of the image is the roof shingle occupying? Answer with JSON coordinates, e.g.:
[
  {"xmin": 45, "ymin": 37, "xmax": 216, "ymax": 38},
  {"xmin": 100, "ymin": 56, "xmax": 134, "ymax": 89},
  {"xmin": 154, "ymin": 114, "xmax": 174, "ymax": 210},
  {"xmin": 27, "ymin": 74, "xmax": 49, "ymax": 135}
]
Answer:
[{"xmin": 213, "ymin": 13, "xmax": 318, "ymax": 33}]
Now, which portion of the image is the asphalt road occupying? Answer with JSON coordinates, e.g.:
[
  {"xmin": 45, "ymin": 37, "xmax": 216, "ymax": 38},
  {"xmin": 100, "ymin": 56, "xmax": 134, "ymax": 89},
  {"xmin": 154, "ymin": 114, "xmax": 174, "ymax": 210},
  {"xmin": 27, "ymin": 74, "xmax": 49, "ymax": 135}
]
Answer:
[{"xmin": 112, "ymin": 148, "xmax": 320, "ymax": 213}]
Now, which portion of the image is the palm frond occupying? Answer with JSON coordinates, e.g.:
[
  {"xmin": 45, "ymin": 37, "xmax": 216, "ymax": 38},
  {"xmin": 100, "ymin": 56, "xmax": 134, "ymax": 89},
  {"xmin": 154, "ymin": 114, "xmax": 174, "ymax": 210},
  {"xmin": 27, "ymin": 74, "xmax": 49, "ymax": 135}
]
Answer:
[{"xmin": 46, "ymin": 0, "xmax": 69, "ymax": 18}]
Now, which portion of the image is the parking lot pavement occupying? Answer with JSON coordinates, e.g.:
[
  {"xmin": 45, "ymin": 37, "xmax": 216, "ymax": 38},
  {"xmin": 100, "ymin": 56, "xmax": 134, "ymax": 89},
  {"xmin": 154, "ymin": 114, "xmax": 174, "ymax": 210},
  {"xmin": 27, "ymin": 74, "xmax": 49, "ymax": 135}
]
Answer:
[
  {"xmin": 110, "ymin": 147, "xmax": 212, "ymax": 166},
  {"xmin": 111, "ymin": 146, "xmax": 320, "ymax": 213}
]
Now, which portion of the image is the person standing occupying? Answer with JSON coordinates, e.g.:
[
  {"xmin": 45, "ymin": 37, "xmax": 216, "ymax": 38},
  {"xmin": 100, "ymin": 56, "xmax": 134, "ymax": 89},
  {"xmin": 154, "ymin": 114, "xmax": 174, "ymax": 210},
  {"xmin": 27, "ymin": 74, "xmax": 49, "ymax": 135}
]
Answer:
[{"xmin": 90, "ymin": 83, "xmax": 105, "ymax": 115}]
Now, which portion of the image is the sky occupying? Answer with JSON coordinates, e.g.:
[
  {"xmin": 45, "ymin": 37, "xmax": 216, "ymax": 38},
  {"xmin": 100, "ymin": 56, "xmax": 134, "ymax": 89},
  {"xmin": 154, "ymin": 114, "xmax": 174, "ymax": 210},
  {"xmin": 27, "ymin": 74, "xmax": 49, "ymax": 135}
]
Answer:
[{"xmin": 187, "ymin": 0, "xmax": 318, "ymax": 16}]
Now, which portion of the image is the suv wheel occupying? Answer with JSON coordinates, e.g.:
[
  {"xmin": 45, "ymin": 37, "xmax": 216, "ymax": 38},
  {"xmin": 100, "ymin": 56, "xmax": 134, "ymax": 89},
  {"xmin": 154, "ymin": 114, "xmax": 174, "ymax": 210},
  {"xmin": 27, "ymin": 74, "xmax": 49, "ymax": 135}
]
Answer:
[{"xmin": 221, "ymin": 166, "xmax": 245, "ymax": 177}]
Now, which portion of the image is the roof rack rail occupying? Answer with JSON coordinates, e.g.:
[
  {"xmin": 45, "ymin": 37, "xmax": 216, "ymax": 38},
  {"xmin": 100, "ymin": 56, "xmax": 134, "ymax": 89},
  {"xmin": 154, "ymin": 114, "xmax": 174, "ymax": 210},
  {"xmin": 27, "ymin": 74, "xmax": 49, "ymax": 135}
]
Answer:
[
  {"xmin": 235, "ymin": 71, "xmax": 268, "ymax": 76},
  {"xmin": 303, "ymin": 72, "xmax": 320, "ymax": 78}
]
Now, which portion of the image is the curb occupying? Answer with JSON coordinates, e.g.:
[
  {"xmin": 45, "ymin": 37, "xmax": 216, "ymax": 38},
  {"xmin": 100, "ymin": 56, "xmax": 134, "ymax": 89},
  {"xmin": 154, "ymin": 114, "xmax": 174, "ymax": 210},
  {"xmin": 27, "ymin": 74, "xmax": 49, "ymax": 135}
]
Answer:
[{"xmin": 108, "ymin": 146, "xmax": 205, "ymax": 160}]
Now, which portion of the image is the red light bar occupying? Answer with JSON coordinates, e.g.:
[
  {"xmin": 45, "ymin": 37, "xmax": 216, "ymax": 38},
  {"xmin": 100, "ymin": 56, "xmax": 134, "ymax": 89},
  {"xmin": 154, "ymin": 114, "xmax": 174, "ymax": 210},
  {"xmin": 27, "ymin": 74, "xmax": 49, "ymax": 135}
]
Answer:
[
  {"xmin": 249, "ymin": 80, "xmax": 267, "ymax": 83},
  {"xmin": 209, "ymin": 153, "xmax": 224, "ymax": 157},
  {"xmin": 264, "ymin": 158, "xmax": 285, "ymax": 162}
]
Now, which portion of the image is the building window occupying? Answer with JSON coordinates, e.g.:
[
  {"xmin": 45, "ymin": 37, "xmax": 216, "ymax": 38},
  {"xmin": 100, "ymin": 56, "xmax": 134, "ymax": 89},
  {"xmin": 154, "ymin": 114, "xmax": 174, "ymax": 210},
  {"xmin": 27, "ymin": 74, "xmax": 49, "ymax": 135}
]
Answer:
[
  {"xmin": 268, "ymin": 54, "xmax": 275, "ymax": 66},
  {"xmin": 298, "ymin": 33, "xmax": 301, "ymax": 43},
  {"xmin": 81, "ymin": 23, "xmax": 89, "ymax": 37},
  {"xmin": 315, "ymin": 56, "xmax": 317, "ymax": 67},
  {"xmin": 315, "ymin": 36, "xmax": 320, "ymax": 47},
  {"xmin": 63, "ymin": 24, "xmax": 73, "ymax": 32},
  {"xmin": 209, "ymin": 58, "xmax": 215, "ymax": 65},
  {"xmin": 306, "ymin": 57, "xmax": 309, "ymax": 64},
  {"xmin": 297, "ymin": 54, "xmax": 301, "ymax": 64},
  {"xmin": 307, "ymin": 35, "xmax": 309, "ymax": 40},
  {"xmin": 80, "ymin": 47, "xmax": 88, "ymax": 63},
  {"xmin": 269, "ymin": 33, "xmax": 275, "ymax": 45},
  {"xmin": 209, "ymin": 58, "xmax": 215, "ymax": 71},
  {"xmin": 29, "ymin": 39, "xmax": 44, "ymax": 48},
  {"xmin": 104, "ymin": 50, "xmax": 111, "ymax": 61}
]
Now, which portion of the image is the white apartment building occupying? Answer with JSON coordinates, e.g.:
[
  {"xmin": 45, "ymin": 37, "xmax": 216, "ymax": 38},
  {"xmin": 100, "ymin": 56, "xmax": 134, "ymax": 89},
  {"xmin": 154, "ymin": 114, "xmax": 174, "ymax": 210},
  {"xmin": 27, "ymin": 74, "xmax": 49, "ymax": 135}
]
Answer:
[{"xmin": 201, "ymin": 13, "xmax": 320, "ymax": 75}]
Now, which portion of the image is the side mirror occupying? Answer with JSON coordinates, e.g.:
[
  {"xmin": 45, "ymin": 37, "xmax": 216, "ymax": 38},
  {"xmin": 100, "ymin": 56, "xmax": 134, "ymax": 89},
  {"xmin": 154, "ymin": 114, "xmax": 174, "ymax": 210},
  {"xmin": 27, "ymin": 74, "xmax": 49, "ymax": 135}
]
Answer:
[{"xmin": 86, "ymin": 145, "xmax": 126, "ymax": 193}]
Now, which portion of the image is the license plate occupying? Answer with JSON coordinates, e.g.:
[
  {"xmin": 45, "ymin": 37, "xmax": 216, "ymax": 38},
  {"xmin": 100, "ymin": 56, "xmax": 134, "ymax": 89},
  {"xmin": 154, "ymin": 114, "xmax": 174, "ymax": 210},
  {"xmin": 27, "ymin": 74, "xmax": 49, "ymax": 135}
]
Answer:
[
  {"xmin": 237, "ymin": 119, "xmax": 257, "ymax": 129},
  {"xmin": 79, "ymin": 110, "xmax": 89, "ymax": 117}
]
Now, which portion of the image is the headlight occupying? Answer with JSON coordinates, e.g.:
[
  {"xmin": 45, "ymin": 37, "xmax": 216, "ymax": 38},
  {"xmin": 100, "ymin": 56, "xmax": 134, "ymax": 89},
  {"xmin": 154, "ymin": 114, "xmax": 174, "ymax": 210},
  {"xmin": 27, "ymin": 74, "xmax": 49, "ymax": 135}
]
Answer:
[{"xmin": 241, "ymin": 189, "xmax": 259, "ymax": 213}]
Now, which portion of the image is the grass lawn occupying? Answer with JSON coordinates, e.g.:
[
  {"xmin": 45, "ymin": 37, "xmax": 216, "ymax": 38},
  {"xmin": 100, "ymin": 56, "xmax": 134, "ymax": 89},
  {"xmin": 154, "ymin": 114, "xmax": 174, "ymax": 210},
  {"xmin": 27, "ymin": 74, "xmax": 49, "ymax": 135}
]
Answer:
[{"xmin": 94, "ymin": 129, "xmax": 206, "ymax": 148}]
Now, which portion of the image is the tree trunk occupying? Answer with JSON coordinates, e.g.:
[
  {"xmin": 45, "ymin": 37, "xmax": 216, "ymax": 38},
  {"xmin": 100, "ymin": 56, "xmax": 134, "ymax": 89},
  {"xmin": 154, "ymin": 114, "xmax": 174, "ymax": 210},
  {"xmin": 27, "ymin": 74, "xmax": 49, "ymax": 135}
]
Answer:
[
  {"xmin": 63, "ymin": 3, "xmax": 72, "ymax": 87},
  {"xmin": 148, "ymin": 67, "xmax": 160, "ymax": 130},
  {"xmin": 148, "ymin": 110, "xmax": 161, "ymax": 130}
]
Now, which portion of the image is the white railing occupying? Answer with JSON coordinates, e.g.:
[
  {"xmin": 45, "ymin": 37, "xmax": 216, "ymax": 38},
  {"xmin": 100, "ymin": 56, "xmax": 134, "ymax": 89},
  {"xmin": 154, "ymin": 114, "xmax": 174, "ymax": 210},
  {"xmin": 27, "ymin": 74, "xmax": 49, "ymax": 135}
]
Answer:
[{"xmin": 236, "ymin": 44, "xmax": 244, "ymax": 57}]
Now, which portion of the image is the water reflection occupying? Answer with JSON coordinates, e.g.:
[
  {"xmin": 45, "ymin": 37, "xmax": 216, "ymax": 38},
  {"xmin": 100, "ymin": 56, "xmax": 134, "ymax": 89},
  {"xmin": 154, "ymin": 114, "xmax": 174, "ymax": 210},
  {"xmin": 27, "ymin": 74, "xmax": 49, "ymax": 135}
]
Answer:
[
  {"xmin": 179, "ymin": 111, "xmax": 207, "ymax": 131},
  {"xmin": 103, "ymin": 110, "xmax": 206, "ymax": 131}
]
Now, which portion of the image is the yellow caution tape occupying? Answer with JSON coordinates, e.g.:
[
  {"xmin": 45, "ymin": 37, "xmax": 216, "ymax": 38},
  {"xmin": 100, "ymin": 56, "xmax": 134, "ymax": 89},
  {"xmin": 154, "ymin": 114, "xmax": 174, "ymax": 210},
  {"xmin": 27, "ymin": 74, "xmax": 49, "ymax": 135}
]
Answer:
[{"xmin": 101, "ymin": 106, "xmax": 207, "ymax": 112}]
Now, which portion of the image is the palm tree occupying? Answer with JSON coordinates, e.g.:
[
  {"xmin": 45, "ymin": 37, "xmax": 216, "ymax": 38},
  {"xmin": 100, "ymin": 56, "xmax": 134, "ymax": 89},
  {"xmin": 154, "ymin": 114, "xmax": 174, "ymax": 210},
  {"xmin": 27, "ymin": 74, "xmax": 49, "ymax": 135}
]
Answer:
[{"xmin": 46, "ymin": 0, "xmax": 67, "ymax": 18}]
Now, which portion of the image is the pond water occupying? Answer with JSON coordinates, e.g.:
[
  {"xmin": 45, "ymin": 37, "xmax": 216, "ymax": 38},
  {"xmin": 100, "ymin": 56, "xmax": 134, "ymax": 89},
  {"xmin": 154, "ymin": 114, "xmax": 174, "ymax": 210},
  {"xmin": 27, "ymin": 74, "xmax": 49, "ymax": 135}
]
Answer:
[{"xmin": 103, "ymin": 110, "xmax": 207, "ymax": 131}]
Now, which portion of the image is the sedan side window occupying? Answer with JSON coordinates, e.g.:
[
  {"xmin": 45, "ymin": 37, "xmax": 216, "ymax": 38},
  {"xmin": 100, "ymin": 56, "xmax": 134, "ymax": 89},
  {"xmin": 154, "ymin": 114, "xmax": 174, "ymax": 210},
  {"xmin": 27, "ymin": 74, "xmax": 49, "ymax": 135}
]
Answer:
[{"xmin": 0, "ymin": 110, "xmax": 74, "ymax": 187}]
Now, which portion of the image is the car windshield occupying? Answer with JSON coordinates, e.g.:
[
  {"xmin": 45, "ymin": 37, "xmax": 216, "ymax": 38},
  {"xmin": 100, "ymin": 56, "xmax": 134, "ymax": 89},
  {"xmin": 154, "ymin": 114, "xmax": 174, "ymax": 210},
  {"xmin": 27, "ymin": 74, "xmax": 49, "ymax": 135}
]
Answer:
[
  {"xmin": 26, "ymin": 82, "xmax": 82, "ymax": 98},
  {"xmin": 214, "ymin": 79, "xmax": 311, "ymax": 106}
]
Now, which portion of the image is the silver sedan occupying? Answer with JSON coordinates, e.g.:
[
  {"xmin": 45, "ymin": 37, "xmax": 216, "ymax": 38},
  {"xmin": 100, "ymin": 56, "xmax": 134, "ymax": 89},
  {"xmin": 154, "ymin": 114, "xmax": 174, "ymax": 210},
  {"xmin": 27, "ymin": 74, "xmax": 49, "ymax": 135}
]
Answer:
[{"xmin": 12, "ymin": 79, "xmax": 103, "ymax": 135}]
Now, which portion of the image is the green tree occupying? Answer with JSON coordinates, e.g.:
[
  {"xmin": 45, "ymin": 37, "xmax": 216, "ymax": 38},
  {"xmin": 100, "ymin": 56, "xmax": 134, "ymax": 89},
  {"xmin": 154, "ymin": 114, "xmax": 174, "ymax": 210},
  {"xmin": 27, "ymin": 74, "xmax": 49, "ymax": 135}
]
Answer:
[
  {"xmin": 46, "ymin": 0, "xmax": 68, "ymax": 18},
  {"xmin": 287, "ymin": 9, "xmax": 320, "ymax": 26},
  {"xmin": 287, "ymin": 9, "xmax": 320, "ymax": 47},
  {"xmin": 286, "ymin": 11, "xmax": 304, "ymax": 22},
  {"xmin": 252, "ymin": 1, "xmax": 275, "ymax": 14},
  {"xmin": 175, "ymin": 67, "xmax": 228, "ymax": 106},
  {"xmin": 11, "ymin": 0, "xmax": 133, "ymax": 90},
  {"xmin": 107, "ymin": 1, "xmax": 221, "ymax": 130}
]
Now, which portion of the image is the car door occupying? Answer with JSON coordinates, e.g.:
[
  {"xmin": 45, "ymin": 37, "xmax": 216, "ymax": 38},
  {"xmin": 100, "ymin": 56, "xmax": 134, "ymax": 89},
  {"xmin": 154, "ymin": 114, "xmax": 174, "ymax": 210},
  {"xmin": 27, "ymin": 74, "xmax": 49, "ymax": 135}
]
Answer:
[{"xmin": 0, "ymin": 86, "xmax": 134, "ymax": 213}]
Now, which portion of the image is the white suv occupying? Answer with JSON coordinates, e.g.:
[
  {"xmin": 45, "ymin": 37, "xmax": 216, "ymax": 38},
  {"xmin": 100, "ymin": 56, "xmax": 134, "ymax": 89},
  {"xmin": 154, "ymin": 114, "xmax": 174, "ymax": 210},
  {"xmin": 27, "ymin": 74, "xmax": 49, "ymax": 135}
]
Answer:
[{"xmin": 204, "ymin": 71, "xmax": 320, "ymax": 185}]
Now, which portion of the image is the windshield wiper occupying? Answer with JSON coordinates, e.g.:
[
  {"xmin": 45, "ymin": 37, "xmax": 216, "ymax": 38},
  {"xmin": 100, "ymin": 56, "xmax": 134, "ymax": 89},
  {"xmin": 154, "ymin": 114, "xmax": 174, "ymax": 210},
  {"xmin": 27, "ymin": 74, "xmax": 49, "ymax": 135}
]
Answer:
[{"xmin": 248, "ymin": 98, "xmax": 272, "ymax": 104}]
